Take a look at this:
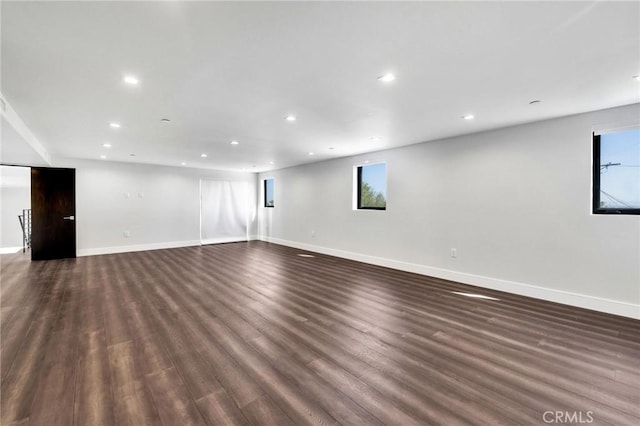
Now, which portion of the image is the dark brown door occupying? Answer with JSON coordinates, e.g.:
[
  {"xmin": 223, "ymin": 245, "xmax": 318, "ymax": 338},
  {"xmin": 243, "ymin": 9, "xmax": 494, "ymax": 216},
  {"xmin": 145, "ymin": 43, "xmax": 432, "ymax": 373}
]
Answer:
[{"xmin": 31, "ymin": 167, "xmax": 76, "ymax": 260}]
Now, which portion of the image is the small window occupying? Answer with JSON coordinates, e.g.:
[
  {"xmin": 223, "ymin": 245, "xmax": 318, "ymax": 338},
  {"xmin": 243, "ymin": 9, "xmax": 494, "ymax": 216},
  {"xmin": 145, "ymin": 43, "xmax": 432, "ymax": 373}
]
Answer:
[
  {"xmin": 264, "ymin": 178, "xmax": 275, "ymax": 208},
  {"xmin": 593, "ymin": 128, "xmax": 640, "ymax": 215},
  {"xmin": 356, "ymin": 163, "xmax": 387, "ymax": 210}
]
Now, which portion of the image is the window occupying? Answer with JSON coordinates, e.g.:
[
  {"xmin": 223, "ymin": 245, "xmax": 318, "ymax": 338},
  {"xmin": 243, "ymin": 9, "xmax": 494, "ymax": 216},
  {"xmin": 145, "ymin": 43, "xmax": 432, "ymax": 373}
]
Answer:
[
  {"xmin": 356, "ymin": 163, "xmax": 387, "ymax": 210},
  {"xmin": 264, "ymin": 178, "xmax": 275, "ymax": 208},
  {"xmin": 593, "ymin": 128, "xmax": 640, "ymax": 215}
]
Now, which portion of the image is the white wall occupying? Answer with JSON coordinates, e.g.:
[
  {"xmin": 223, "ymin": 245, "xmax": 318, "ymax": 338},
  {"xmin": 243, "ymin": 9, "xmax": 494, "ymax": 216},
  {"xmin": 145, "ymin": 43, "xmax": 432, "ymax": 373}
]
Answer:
[
  {"xmin": 0, "ymin": 166, "xmax": 31, "ymax": 248},
  {"xmin": 53, "ymin": 159, "xmax": 258, "ymax": 256},
  {"xmin": 258, "ymin": 104, "xmax": 640, "ymax": 318}
]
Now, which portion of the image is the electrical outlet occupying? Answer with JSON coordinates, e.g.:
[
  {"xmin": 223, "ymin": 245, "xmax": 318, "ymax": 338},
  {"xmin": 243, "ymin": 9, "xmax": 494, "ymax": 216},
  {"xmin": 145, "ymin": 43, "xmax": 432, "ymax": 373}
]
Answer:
[
  {"xmin": 451, "ymin": 248, "xmax": 457, "ymax": 258},
  {"xmin": 124, "ymin": 231, "xmax": 130, "ymax": 238}
]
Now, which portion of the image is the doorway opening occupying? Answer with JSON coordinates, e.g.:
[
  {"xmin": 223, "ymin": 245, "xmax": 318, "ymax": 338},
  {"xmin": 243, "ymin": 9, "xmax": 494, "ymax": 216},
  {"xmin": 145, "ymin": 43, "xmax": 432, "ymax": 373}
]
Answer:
[{"xmin": 0, "ymin": 165, "xmax": 31, "ymax": 254}]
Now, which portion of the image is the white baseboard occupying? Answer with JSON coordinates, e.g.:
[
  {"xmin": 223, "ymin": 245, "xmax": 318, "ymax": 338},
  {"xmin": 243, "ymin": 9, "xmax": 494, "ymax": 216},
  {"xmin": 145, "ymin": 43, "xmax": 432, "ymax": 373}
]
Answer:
[
  {"xmin": 78, "ymin": 236, "xmax": 261, "ymax": 257},
  {"xmin": 78, "ymin": 240, "xmax": 201, "ymax": 257},
  {"xmin": 201, "ymin": 237, "xmax": 249, "ymax": 245},
  {"xmin": 259, "ymin": 236, "xmax": 640, "ymax": 320}
]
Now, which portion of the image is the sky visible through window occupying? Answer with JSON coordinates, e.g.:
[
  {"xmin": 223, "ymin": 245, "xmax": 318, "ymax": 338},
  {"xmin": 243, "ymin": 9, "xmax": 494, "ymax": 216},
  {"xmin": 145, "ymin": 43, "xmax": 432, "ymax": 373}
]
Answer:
[
  {"xmin": 600, "ymin": 128, "xmax": 640, "ymax": 209},
  {"xmin": 359, "ymin": 163, "xmax": 387, "ymax": 209},
  {"xmin": 265, "ymin": 179, "xmax": 274, "ymax": 207},
  {"xmin": 362, "ymin": 163, "xmax": 387, "ymax": 197}
]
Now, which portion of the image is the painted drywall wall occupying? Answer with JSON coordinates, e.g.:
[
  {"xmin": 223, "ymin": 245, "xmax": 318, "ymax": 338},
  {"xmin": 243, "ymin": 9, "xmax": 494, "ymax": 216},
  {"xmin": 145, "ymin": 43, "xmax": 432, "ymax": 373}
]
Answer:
[
  {"xmin": 0, "ymin": 166, "xmax": 31, "ymax": 248},
  {"xmin": 258, "ymin": 104, "xmax": 640, "ymax": 318},
  {"xmin": 53, "ymin": 159, "xmax": 258, "ymax": 256}
]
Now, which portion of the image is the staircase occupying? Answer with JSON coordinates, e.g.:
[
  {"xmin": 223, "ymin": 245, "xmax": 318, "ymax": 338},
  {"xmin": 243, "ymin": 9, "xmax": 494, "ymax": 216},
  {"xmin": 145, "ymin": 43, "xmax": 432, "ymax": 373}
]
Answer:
[{"xmin": 18, "ymin": 209, "xmax": 31, "ymax": 253}]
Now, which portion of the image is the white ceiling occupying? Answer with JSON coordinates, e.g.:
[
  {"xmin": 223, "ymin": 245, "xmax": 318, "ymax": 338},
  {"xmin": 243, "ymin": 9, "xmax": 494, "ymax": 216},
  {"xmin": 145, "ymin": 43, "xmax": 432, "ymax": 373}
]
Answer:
[
  {"xmin": 2, "ymin": 1, "xmax": 639, "ymax": 172},
  {"xmin": 1, "ymin": 116, "xmax": 50, "ymax": 167}
]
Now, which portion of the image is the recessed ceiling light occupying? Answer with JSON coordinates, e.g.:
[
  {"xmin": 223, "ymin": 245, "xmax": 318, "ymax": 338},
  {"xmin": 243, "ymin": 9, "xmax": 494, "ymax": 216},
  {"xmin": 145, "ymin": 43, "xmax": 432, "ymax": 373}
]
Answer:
[
  {"xmin": 634, "ymin": 75, "xmax": 640, "ymax": 81},
  {"xmin": 329, "ymin": 147, "xmax": 335, "ymax": 150},
  {"xmin": 109, "ymin": 122, "xmax": 121, "ymax": 128},
  {"xmin": 269, "ymin": 161, "xmax": 275, "ymax": 165},
  {"xmin": 100, "ymin": 155, "xmax": 107, "ymax": 160},
  {"xmin": 103, "ymin": 143, "xmax": 112, "ymax": 148},
  {"xmin": 529, "ymin": 100, "xmax": 541, "ymax": 105},
  {"xmin": 252, "ymin": 165, "xmax": 257, "ymax": 168},
  {"xmin": 129, "ymin": 153, "xmax": 136, "ymax": 157},
  {"xmin": 285, "ymin": 115, "xmax": 296, "ymax": 122},
  {"xmin": 123, "ymin": 75, "xmax": 139, "ymax": 85},
  {"xmin": 161, "ymin": 118, "xmax": 171, "ymax": 122},
  {"xmin": 377, "ymin": 73, "xmax": 396, "ymax": 83},
  {"xmin": 364, "ymin": 160, "xmax": 370, "ymax": 164},
  {"xmin": 370, "ymin": 136, "xmax": 382, "ymax": 141},
  {"xmin": 181, "ymin": 162, "xmax": 186, "ymax": 166},
  {"xmin": 201, "ymin": 153, "xmax": 207, "ymax": 158},
  {"xmin": 230, "ymin": 140, "xmax": 239, "ymax": 145},
  {"xmin": 462, "ymin": 114, "xmax": 475, "ymax": 120},
  {"xmin": 308, "ymin": 152, "xmax": 315, "ymax": 156}
]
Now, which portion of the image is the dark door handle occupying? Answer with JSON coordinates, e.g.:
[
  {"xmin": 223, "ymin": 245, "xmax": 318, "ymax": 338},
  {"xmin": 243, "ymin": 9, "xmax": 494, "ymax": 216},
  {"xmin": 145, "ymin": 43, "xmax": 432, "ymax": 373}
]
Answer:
[{"xmin": 63, "ymin": 215, "xmax": 75, "ymax": 221}]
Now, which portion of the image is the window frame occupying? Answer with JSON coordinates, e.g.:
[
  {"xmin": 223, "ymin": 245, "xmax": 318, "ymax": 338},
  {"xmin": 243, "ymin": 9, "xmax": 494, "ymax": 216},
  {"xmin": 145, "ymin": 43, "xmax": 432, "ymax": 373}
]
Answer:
[
  {"xmin": 355, "ymin": 162, "xmax": 387, "ymax": 211},
  {"xmin": 592, "ymin": 132, "xmax": 640, "ymax": 215},
  {"xmin": 263, "ymin": 178, "xmax": 275, "ymax": 208}
]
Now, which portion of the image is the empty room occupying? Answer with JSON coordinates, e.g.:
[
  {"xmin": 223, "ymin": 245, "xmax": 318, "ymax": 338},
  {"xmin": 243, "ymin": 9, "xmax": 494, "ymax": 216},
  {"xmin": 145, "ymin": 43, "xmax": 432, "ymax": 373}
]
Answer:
[{"xmin": 1, "ymin": 1, "xmax": 639, "ymax": 425}]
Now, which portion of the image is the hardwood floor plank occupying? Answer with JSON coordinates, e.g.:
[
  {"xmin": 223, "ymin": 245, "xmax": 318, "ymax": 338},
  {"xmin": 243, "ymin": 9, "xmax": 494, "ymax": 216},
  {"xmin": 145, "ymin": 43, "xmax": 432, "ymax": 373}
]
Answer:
[
  {"xmin": 145, "ymin": 367, "xmax": 207, "ymax": 426},
  {"xmin": 27, "ymin": 259, "xmax": 81, "ymax": 426},
  {"xmin": 204, "ymin": 319, "xmax": 340, "ymax": 425},
  {"xmin": 211, "ymin": 270, "xmax": 520, "ymax": 422},
  {"xmin": 195, "ymin": 339, "xmax": 265, "ymax": 410},
  {"xmin": 179, "ymin": 313, "xmax": 265, "ymax": 409},
  {"xmin": 26, "ymin": 361, "xmax": 76, "ymax": 426},
  {"xmin": 307, "ymin": 357, "xmax": 425, "ymax": 426},
  {"xmin": 1, "ymin": 307, "xmax": 35, "ymax": 381},
  {"xmin": 102, "ymin": 294, "xmax": 132, "ymax": 347},
  {"xmin": 0, "ymin": 315, "xmax": 55, "ymax": 424},
  {"xmin": 0, "ymin": 242, "xmax": 638, "ymax": 426},
  {"xmin": 171, "ymin": 350, "xmax": 224, "ymax": 400},
  {"xmin": 195, "ymin": 390, "xmax": 250, "ymax": 426},
  {"xmin": 241, "ymin": 395, "xmax": 296, "ymax": 426},
  {"xmin": 249, "ymin": 334, "xmax": 385, "ymax": 426},
  {"xmin": 108, "ymin": 340, "xmax": 144, "ymax": 388},
  {"xmin": 112, "ymin": 379, "xmax": 162, "ymax": 426},
  {"xmin": 73, "ymin": 330, "xmax": 115, "ymax": 426}
]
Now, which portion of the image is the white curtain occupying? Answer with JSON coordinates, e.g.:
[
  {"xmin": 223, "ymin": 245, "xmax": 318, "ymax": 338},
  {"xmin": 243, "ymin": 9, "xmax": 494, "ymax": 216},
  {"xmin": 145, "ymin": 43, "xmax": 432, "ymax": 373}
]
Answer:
[{"xmin": 200, "ymin": 180, "xmax": 249, "ymax": 244}]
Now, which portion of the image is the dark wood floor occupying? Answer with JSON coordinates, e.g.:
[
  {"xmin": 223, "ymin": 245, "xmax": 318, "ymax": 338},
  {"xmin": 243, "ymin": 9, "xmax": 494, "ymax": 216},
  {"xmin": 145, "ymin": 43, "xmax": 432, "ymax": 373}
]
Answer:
[{"xmin": 1, "ymin": 241, "xmax": 638, "ymax": 425}]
